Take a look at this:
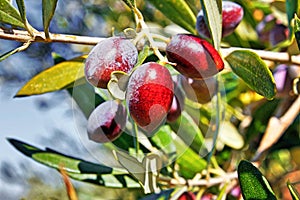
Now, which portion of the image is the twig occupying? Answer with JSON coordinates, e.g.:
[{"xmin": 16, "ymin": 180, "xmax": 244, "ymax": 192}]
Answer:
[
  {"xmin": 252, "ymin": 96, "xmax": 300, "ymax": 164},
  {"xmin": 0, "ymin": 27, "xmax": 105, "ymax": 45},
  {"xmin": 221, "ymin": 47, "xmax": 300, "ymax": 65},
  {"xmin": 159, "ymin": 171, "xmax": 238, "ymax": 187},
  {"xmin": 59, "ymin": 165, "xmax": 78, "ymax": 200},
  {"xmin": 1, "ymin": 27, "xmax": 300, "ymax": 65}
]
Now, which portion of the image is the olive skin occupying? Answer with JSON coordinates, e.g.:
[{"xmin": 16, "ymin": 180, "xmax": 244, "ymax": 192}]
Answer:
[
  {"xmin": 87, "ymin": 100, "xmax": 127, "ymax": 143},
  {"xmin": 180, "ymin": 75, "xmax": 217, "ymax": 104},
  {"xmin": 167, "ymin": 80, "xmax": 185, "ymax": 122},
  {"xmin": 166, "ymin": 34, "xmax": 224, "ymax": 79},
  {"xmin": 196, "ymin": 1, "xmax": 244, "ymax": 38},
  {"xmin": 126, "ymin": 62, "xmax": 174, "ymax": 135},
  {"xmin": 178, "ymin": 191, "xmax": 196, "ymax": 200},
  {"xmin": 85, "ymin": 37, "xmax": 138, "ymax": 89}
]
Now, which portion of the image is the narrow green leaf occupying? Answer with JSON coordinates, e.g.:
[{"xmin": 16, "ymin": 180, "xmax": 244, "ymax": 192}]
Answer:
[
  {"xmin": 8, "ymin": 138, "xmax": 141, "ymax": 188},
  {"xmin": 113, "ymin": 150, "xmax": 146, "ymax": 189},
  {"xmin": 199, "ymin": 0, "xmax": 222, "ymax": 49},
  {"xmin": 225, "ymin": 50, "xmax": 276, "ymax": 100},
  {"xmin": 148, "ymin": 0, "xmax": 196, "ymax": 34},
  {"xmin": 151, "ymin": 124, "xmax": 207, "ymax": 177},
  {"xmin": 67, "ymin": 81, "xmax": 104, "ymax": 118},
  {"xmin": 42, "ymin": 0, "xmax": 58, "ymax": 39},
  {"xmin": 113, "ymin": 150, "xmax": 145, "ymax": 177},
  {"xmin": 135, "ymin": 45, "xmax": 153, "ymax": 67},
  {"xmin": 238, "ymin": 160, "xmax": 277, "ymax": 200},
  {"xmin": 8, "ymin": 138, "xmax": 115, "ymax": 174},
  {"xmin": 68, "ymin": 172, "xmax": 140, "ymax": 188},
  {"xmin": 15, "ymin": 55, "xmax": 86, "ymax": 97},
  {"xmin": 245, "ymin": 99, "xmax": 280, "ymax": 142},
  {"xmin": 16, "ymin": 0, "xmax": 26, "ymax": 23},
  {"xmin": 122, "ymin": 0, "xmax": 136, "ymax": 9},
  {"xmin": 0, "ymin": 0, "xmax": 25, "ymax": 28},
  {"xmin": 169, "ymin": 111, "xmax": 206, "ymax": 154},
  {"xmin": 16, "ymin": 0, "xmax": 34, "ymax": 35},
  {"xmin": 294, "ymin": 14, "xmax": 300, "ymax": 50},
  {"xmin": 114, "ymin": 151, "xmax": 162, "ymax": 193},
  {"xmin": 286, "ymin": 0, "xmax": 299, "ymax": 38},
  {"xmin": 287, "ymin": 181, "xmax": 300, "ymax": 200},
  {"xmin": 151, "ymin": 125, "xmax": 177, "ymax": 159},
  {"xmin": 172, "ymin": 131, "xmax": 207, "ymax": 179},
  {"xmin": 219, "ymin": 121, "xmax": 244, "ymax": 149}
]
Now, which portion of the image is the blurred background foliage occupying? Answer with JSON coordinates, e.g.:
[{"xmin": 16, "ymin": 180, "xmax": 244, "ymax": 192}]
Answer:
[{"xmin": 0, "ymin": 0, "xmax": 299, "ymax": 199}]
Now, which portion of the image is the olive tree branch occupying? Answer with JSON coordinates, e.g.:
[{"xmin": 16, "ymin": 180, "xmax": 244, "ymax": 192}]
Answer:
[
  {"xmin": 252, "ymin": 95, "xmax": 300, "ymax": 165},
  {"xmin": 1, "ymin": 27, "xmax": 300, "ymax": 65},
  {"xmin": 159, "ymin": 171, "xmax": 238, "ymax": 188},
  {"xmin": 0, "ymin": 27, "xmax": 105, "ymax": 45}
]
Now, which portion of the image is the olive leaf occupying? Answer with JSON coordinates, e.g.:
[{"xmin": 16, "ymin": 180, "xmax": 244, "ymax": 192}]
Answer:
[
  {"xmin": 42, "ymin": 0, "xmax": 58, "ymax": 39},
  {"xmin": 16, "ymin": 0, "xmax": 26, "ymax": 23},
  {"xmin": 218, "ymin": 121, "xmax": 244, "ymax": 149},
  {"xmin": 170, "ymin": 127, "xmax": 207, "ymax": 179},
  {"xmin": 238, "ymin": 160, "xmax": 277, "ymax": 200},
  {"xmin": 294, "ymin": 14, "xmax": 300, "ymax": 50},
  {"xmin": 16, "ymin": 0, "xmax": 35, "ymax": 35},
  {"xmin": 151, "ymin": 125, "xmax": 177, "ymax": 160},
  {"xmin": 107, "ymin": 71, "xmax": 130, "ymax": 100},
  {"xmin": 135, "ymin": 45, "xmax": 153, "ymax": 67},
  {"xmin": 286, "ymin": 0, "xmax": 299, "ymax": 38},
  {"xmin": 148, "ymin": 0, "xmax": 196, "ymax": 34},
  {"xmin": 113, "ymin": 150, "xmax": 161, "ymax": 193},
  {"xmin": 122, "ymin": 0, "xmax": 136, "ymax": 9},
  {"xmin": 0, "ymin": 0, "xmax": 25, "ymax": 28},
  {"xmin": 199, "ymin": 0, "xmax": 222, "ymax": 49},
  {"xmin": 8, "ymin": 138, "xmax": 140, "ymax": 188},
  {"xmin": 225, "ymin": 50, "xmax": 277, "ymax": 100},
  {"xmin": 169, "ymin": 111, "xmax": 206, "ymax": 154},
  {"xmin": 287, "ymin": 181, "xmax": 300, "ymax": 200},
  {"xmin": 15, "ymin": 55, "xmax": 86, "ymax": 97}
]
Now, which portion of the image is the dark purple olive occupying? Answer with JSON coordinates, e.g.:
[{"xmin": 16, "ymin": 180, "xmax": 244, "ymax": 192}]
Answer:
[
  {"xmin": 87, "ymin": 100, "xmax": 127, "ymax": 143},
  {"xmin": 180, "ymin": 75, "xmax": 217, "ymax": 104},
  {"xmin": 167, "ymin": 80, "xmax": 185, "ymax": 122},
  {"xmin": 269, "ymin": 23, "xmax": 289, "ymax": 46},
  {"xmin": 196, "ymin": 1, "xmax": 244, "ymax": 38}
]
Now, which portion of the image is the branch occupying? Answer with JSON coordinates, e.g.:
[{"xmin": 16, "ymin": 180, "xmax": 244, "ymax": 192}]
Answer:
[
  {"xmin": 1, "ymin": 27, "xmax": 300, "ymax": 65},
  {"xmin": 159, "ymin": 171, "xmax": 238, "ymax": 187},
  {"xmin": 252, "ymin": 95, "xmax": 300, "ymax": 163},
  {"xmin": 0, "ymin": 27, "xmax": 105, "ymax": 45},
  {"xmin": 221, "ymin": 47, "xmax": 300, "ymax": 66}
]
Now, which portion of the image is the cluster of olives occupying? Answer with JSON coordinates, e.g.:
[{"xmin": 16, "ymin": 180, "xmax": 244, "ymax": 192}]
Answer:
[{"xmin": 84, "ymin": 1, "xmax": 243, "ymax": 143}]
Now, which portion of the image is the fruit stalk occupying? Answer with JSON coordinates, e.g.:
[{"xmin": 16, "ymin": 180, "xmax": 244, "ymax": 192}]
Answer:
[{"xmin": 132, "ymin": 7, "xmax": 171, "ymax": 65}]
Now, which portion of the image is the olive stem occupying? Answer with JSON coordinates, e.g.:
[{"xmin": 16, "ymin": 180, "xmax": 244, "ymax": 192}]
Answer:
[
  {"xmin": 132, "ymin": 8, "xmax": 174, "ymax": 65},
  {"xmin": 252, "ymin": 95, "xmax": 300, "ymax": 165},
  {"xmin": 131, "ymin": 117, "xmax": 140, "ymax": 154},
  {"xmin": 159, "ymin": 171, "xmax": 238, "ymax": 188},
  {"xmin": 1, "ymin": 27, "xmax": 300, "ymax": 65},
  {"xmin": 150, "ymin": 33, "xmax": 171, "ymax": 43}
]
